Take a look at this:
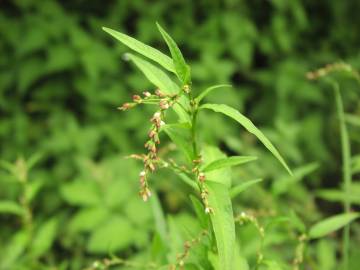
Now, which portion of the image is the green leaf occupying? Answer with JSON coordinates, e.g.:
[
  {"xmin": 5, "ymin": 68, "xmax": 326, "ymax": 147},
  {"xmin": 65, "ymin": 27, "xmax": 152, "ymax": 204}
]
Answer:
[
  {"xmin": 69, "ymin": 207, "xmax": 110, "ymax": 233},
  {"xmin": 127, "ymin": 53, "xmax": 179, "ymax": 94},
  {"xmin": 190, "ymin": 195, "xmax": 210, "ymax": 229},
  {"xmin": 87, "ymin": 216, "xmax": 135, "ymax": 253},
  {"xmin": 230, "ymin": 178, "xmax": 263, "ymax": 199},
  {"xmin": 1, "ymin": 230, "xmax": 29, "ymax": 269},
  {"xmin": 162, "ymin": 123, "xmax": 195, "ymax": 162},
  {"xmin": 31, "ymin": 217, "xmax": 58, "ymax": 257},
  {"xmin": 196, "ymin": 84, "xmax": 232, "ymax": 103},
  {"xmin": 202, "ymin": 146, "xmax": 232, "ymax": 188},
  {"xmin": 206, "ymin": 181, "xmax": 235, "ymax": 270},
  {"xmin": 200, "ymin": 104, "xmax": 292, "ymax": 175},
  {"xmin": 156, "ymin": 22, "xmax": 190, "ymax": 84},
  {"xmin": 202, "ymin": 156, "xmax": 257, "ymax": 172},
  {"xmin": 309, "ymin": 212, "xmax": 360, "ymax": 239},
  {"xmin": 0, "ymin": 201, "xmax": 24, "ymax": 216},
  {"xmin": 102, "ymin": 27, "xmax": 175, "ymax": 72},
  {"xmin": 150, "ymin": 193, "xmax": 168, "ymax": 243},
  {"xmin": 61, "ymin": 180, "xmax": 101, "ymax": 206}
]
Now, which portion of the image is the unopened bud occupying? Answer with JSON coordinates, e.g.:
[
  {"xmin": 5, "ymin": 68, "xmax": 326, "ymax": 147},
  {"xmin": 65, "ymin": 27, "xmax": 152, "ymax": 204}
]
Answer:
[
  {"xmin": 159, "ymin": 99, "xmax": 169, "ymax": 110},
  {"xmin": 198, "ymin": 172, "xmax": 206, "ymax": 182},
  {"xmin": 155, "ymin": 89, "xmax": 165, "ymax": 97},
  {"xmin": 183, "ymin": 84, "xmax": 190, "ymax": 93},
  {"xmin": 118, "ymin": 103, "xmax": 132, "ymax": 111},
  {"xmin": 143, "ymin": 91, "xmax": 151, "ymax": 97},
  {"xmin": 132, "ymin": 95, "xmax": 141, "ymax": 103}
]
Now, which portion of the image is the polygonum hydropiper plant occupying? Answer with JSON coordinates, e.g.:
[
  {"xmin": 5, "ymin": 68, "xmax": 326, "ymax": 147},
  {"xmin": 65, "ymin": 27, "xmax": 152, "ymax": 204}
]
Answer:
[{"xmin": 102, "ymin": 23, "xmax": 294, "ymax": 269}]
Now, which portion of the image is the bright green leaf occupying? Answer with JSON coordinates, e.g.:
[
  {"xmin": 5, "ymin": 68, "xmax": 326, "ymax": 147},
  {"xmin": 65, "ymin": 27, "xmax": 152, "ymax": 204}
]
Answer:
[
  {"xmin": 309, "ymin": 212, "xmax": 360, "ymax": 239},
  {"xmin": 163, "ymin": 123, "xmax": 195, "ymax": 162},
  {"xmin": 230, "ymin": 178, "xmax": 263, "ymax": 199},
  {"xmin": 102, "ymin": 27, "xmax": 175, "ymax": 72},
  {"xmin": 196, "ymin": 84, "xmax": 232, "ymax": 103},
  {"xmin": 156, "ymin": 23, "xmax": 190, "ymax": 84},
  {"xmin": 202, "ymin": 156, "xmax": 257, "ymax": 172},
  {"xmin": 206, "ymin": 181, "xmax": 235, "ymax": 270},
  {"xmin": 31, "ymin": 218, "xmax": 58, "ymax": 257},
  {"xmin": 0, "ymin": 201, "xmax": 24, "ymax": 216},
  {"xmin": 127, "ymin": 53, "xmax": 179, "ymax": 94},
  {"xmin": 200, "ymin": 104, "xmax": 292, "ymax": 175}
]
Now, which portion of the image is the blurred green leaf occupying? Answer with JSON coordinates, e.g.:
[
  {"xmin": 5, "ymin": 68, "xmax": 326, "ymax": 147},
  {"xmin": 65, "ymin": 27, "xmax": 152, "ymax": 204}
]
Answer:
[
  {"xmin": 230, "ymin": 178, "xmax": 263, "ymax": 199},
  {"xmin": 87, "ymin": 216, "xmax": 135, "ymax": 253},
  {"xmin": 31, "ymin": 217, "xmax": 58, "ymax": 257},
  {"xmin": 61, "ymin": 180, "xmax": 101, "ymax": 206},
  {"xmin": 196, "ymin": 84, "xmax": 232, "ymax": 103},
  {"xmin": 0, "ymin": 201, "xmax": 24, "ymax": 216},
  {"xmin": 309, "ymin": 212, "xmax": 360, "ymax": 239}
]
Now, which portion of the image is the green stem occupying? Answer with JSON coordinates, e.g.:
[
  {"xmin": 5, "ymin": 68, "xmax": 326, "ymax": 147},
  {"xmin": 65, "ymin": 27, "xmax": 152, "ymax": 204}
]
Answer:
[{"xmin": 333, "ymin": 82, "xmax": 352, "ymax": 270}]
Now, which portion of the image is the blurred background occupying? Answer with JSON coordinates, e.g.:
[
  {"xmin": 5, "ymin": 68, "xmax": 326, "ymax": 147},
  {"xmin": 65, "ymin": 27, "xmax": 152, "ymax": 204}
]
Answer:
[{"xmin": 0, "ymin": 0, "xmax": 359, "ymax": 269}]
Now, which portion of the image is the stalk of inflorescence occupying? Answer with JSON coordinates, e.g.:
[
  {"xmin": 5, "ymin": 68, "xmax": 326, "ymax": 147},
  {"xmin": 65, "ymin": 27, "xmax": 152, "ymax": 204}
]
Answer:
[{"xmin": 333, "ymin": 82, "xmax": 352, "ymax": 270}]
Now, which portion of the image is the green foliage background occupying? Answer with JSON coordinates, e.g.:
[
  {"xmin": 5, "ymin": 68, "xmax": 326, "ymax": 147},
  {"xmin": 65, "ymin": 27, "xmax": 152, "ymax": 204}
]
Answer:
[{"xmin": 0, "ymin": 0, "xmax": 359, "ymax": 269}]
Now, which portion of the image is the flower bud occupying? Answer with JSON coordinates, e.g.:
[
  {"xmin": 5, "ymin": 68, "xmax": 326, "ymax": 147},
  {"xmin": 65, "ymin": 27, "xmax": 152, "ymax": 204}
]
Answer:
[
  {"xmin": 143, "ymin": 91, "xmax": 151, "ymax": 97},
  {"xmin": 155, "ymin": 88, "xmax": 165, "ymax": 97},
  {"xmin": 159, "ymin": 99, "xmax": 169, "ymax": 110}
]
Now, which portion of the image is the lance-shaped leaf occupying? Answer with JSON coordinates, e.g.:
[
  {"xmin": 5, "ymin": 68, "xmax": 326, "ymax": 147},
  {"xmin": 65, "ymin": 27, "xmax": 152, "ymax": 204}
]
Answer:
[
  {"xmin": 162, "ymin": 123, "xmax": 195, "ymax": 162},
  {"xmin": 196, "ymin": 84, "xmax": 232, "ymax": 103},
  {"xmin": 206, "ymin": 181, "xmax": 235, "ymax": 270},
  {"xmin": 0, "ymin": 201, "xmax": 24, "ymax": 216},
  {"xmin": 200, "ymin": 104, "xmax": 292, "ymax": 175},
  {"xmin": 102, "ymin": 27, "xmax": 175, "ymax": 72},
  {"xmin": 230, "ymin": 178, "xmax": 263, "ymax": 199},
  {"xmin": 127, "ymin": 53, "xmax": 179, "ymax": 94},
  {"xmin": 156, "ymin": 22, "xmax": 190, "ymax": 84},
  {"xmin": 201, "ymin": 156, "xmax": 257, "ymax": 172},
  {"xmin": 309, "ymin": 212, "xmax": 360, "ymax": 239}
]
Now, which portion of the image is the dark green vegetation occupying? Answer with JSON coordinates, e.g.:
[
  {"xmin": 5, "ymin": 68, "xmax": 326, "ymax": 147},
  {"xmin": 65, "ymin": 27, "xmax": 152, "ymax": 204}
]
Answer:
[{"xmin": 0, "ymin": 1, "xmax": 360, "ymax": 270}]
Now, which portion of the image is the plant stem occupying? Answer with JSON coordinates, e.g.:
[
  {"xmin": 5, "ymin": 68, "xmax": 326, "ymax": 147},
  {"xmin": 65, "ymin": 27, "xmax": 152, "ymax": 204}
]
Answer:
[{"xmin": 333, "ymin": 82, "xmax": 352, "ymax": 270}]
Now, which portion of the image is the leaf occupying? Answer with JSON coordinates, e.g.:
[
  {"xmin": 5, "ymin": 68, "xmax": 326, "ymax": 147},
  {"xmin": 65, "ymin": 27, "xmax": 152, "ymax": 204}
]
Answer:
[
  {"xmin": 1, "ymin": 230, "xmax": 29, "ymax": 269},
  {"xmin": 87, "ymin": 216, "xmax": 135, "ymax": 253},
  {"xmin": 162, "ymin": 123, "xmax": 195, "ymax": 162},
  {"xmin": 202, "ymin": 156, "xmax": 257, "ymax": 172},
  {"xmin": 102, "ymin": 27, "xmax": 175, "ymax": 72},
  {"xmin": 0, "ymin": 201, "xmax": 24, "ymax": 216},
  {"xmin": 206, "ymin": 181, "xmax": 235, "ymax": 270},
  {"xmin": 196, "ymin": 84, "xmax": 232, "ymax": 103},
  {"xmin": 156, "ymin": 22, "xmax": 190, "ymax": 84},
  {"xmin": 230, "ymin": 178, "xmax": 263, "ymax": 199},
  {"xmin": 127, "ymin": 53, "xmax": 179, "ymax": 94},
  {"xmin": 190, "ymin": 195, "xmax": 210, "ymax": 229},
  {"xmin": 68, "ymin": 207, "xmax": 110, "ymax": 233},
  {"xmin": 61, "ymin": 180, "xmax": 101, "ymax": 206},
  {"xmin": 316, "ymin": 189, "xmax": 360, "ymax": 205},
  {"xmin": 200, "ymin": 104, "xmax": 292, "ymax": 175},
  {"xmin": 309, "ymin": 212, "xmax": 360, "ymax": 239},
  {"xmin": 150, "ymin": 193, "xmax": 168, "ymax": 243},
  {"xmin": 31, "ymin": 217, "xmax": 58, "ymax": 257},
  {"xmin": 202, "ymin": 146, "xmax": 232, "ymax": 188}
]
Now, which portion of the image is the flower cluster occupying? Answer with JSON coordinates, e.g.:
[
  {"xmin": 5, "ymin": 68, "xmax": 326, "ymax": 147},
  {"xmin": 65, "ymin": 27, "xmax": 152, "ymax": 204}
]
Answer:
[
  {"xmin": 306, "ymin": 62, "xmax": 360, "ymax": 81},
  {"xmin": 192, "ymin": 158, "xmax": 213, "ymax": 214}
]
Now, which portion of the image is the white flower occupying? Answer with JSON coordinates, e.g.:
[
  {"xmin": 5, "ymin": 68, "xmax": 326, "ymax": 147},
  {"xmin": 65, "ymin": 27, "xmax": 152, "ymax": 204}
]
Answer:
[{"xmin": 139, "ymin": 171, "xmax": 146, "ymax": 177}]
